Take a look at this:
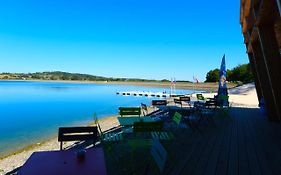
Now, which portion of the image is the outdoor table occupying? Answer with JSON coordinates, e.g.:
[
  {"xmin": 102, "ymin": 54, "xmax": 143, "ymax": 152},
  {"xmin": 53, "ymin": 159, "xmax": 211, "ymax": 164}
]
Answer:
[
  {"xmin": 156, "ymin": 105, "xmax": 201, "ymax": 132},
  {"xmin": 18, "ymin": 147, "xmax": 107, "ymax": 175},
  {"xmin": 117, "ymin": 116, "xmax": 154, "ymax": 126}
]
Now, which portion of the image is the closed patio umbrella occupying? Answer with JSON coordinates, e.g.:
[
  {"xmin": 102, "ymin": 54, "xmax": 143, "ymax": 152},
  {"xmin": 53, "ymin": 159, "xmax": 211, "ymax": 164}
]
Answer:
[{"xmin": 217, "ymin": 55, "xmax": 229, "ymax": 107}]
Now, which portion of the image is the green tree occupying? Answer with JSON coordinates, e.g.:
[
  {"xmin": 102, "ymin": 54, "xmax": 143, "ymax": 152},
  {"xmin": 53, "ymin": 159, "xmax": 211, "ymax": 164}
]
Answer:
[
  {"xmin": 205, "ymin": 69, "xmax": 220, "ymax": 82},
  {"xmin": 205, "ymin": 63, "xmax": 254, "ymax": 84},
  {"xmin": 228, "ymin": 64, "xmax": 253, "ymax": 83}
]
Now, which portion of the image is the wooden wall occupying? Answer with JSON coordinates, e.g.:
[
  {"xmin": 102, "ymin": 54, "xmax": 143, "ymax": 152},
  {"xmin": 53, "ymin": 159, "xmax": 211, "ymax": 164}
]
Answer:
[{"xmin": 240, "ymin": 0, "xmax": 281, "ymax": 122}]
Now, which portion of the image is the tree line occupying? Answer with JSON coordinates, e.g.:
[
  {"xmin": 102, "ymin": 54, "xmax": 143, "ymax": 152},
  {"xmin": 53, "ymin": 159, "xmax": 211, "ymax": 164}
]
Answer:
[
  {"xmin": 0, "ymin": 71, "xmax": 191, "ymax": 83},
  {"xmin": 205, "ymin": 63, "xmax": 254, "ymax": 83}
]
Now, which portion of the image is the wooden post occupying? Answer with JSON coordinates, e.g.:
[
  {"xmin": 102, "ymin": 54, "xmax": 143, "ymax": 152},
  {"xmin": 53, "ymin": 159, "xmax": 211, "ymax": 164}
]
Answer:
[
  {"xmin": 251, "ymin": 40, "xmax": 279, "ymax": 121},
  {"xmin": 257, "ymin": 24, "xmax": 281, "ymax": 121},
  {"xmin": 247, "ymin": 52, "xmax": 263, "ymax": 101}
]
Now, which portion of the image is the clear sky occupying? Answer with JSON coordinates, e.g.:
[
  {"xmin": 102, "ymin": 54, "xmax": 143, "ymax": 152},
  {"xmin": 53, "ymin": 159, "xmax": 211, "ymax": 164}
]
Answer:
[{"xmin": 0, "ymin": 0, "xmax": 248, "ymax": 81}]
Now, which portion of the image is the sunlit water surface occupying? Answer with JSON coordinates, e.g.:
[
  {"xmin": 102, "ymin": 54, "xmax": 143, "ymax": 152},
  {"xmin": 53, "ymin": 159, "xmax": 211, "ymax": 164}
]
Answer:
[{"xmin": 0, "ymin": 81, "xmax": 198, "ymax": 157}]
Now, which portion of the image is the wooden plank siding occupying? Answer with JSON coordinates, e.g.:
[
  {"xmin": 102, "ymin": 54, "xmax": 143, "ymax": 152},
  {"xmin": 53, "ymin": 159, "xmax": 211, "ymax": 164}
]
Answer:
[{"xmin": 240, "ymin": 0, "xmax": 281, "ymax": 122}]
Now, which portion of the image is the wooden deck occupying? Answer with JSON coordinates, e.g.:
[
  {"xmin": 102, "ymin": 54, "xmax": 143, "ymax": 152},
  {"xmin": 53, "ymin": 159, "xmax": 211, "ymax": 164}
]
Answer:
[
  {"xmin": 105, "ymin": 107, "xmax": 281, "ymax": 175},
  {"xmin": 8, "ymin": 107, "xmax": 281, "ymax": 175}
]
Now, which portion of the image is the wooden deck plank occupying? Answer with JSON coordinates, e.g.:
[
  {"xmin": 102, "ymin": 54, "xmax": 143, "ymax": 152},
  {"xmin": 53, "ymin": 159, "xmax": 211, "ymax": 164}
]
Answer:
[
  {"xmin": 193, "ymin": 113, "xmax": 230, "ymax": 174},
  {"xmin": 243, "ymin": 108, "xmax": 274, "ymax": 175},
  {"xmin": 215, "ymin": 113, "xmax": 235, "ymax": 175},
  {"xmin": 228, "ymin": 109, "xmax": 239, "ymax": 175},
  {"xmin": 199, "ymin": 115, "xmax": 229, "ymax": 175},
  {"xmin": 238, "ymin": 108, "xmax": 261, "ymax": 175},
  {"xmin": 183, "ymin": 120, "xmax": 217, "ymax": 174},
  {"xmin": 163, "ymin": 129, "xmax": 203, "ymax": 175},
  {"xmin": 182, "ymin": 128, "xmax": 215, "ymax": 175},
  {"xmin": 251, "ymin": 109, "xmax": 281, "ymax": 174},
  {"xmin": 103, "ymin": 107, "xmax": 281, "ymax": 175},
  {"xmin": 188, "ymin": 124, "xmax": 220, "ymax": 175},
  {"xmin": 172, "ymin": 131, "xmax": 210, "ymax": 175},
  {"xmin": 235, "ymin": 108, "xmax": 251, "ymax": 175}
]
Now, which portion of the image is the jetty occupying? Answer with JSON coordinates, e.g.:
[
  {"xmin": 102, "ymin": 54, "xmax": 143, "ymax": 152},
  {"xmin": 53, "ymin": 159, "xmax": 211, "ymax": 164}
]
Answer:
[{"xmin": 116, "ymin": 91, "xmax": 186, "ymax": 98}]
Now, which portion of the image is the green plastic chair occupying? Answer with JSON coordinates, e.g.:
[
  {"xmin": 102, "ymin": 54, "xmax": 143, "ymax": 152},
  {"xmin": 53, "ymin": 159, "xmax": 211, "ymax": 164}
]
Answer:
[
  {"xmin": 151, "ymin": 131, "xmax": 174, "ymax": 140},
  {"xmin": 144, "ymin": 139, "xmax": 168, "ymax": 174},
  {"xmin": 94, "ymin": 115, "xmax": 124, "ymax": 169},
  {"xmin": 196, "ymin": 94, "xmax": 205, "ymax": 101},
  {"xmin": 97, "ymin": 123, "xmax": 123, "ymax": 143},
  {"xmin": 127, "ymin": 139, "xmax": 152, "ymax": 173},
  {"xmin": 164, "ymin": 112, "xmax": 187, "ymax": 131},
  {"xmin": 150, "ymin": 140, "xmax": 168, "ymax": 173},
  {"xmin": 173, "ymin": 112, "xmax": 182, "ymax": 125}
]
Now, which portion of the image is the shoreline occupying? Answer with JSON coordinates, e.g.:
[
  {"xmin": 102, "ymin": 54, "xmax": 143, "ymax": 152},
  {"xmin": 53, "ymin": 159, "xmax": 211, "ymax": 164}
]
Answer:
[
  {"xmin": 0, "ymin": 79, "xmax": 237, "ymax": 91},
  {"xmin": 0, "ymin": 115, "xmax": 118, "ymax": 160},
  {"xmin": 0, "ymin": 115, "xmax": 120, "ymax": 174}
]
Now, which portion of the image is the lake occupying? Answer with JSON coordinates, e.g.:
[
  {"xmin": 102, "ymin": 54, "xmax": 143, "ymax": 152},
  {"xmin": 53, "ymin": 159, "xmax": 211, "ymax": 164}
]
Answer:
[{"xmin": 0, "ymin": 80, "xmax": 197, "ymax": 157}]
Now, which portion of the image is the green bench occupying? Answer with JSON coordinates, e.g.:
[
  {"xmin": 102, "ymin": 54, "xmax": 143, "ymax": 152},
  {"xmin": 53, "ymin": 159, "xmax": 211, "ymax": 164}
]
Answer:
[
  {"xmin": 133, "ymin": 121, "xmax": 174, "ymax": 140},
  {"xmin": 119, "ymin": 107, "xmax": 141, "ymax": 117}
]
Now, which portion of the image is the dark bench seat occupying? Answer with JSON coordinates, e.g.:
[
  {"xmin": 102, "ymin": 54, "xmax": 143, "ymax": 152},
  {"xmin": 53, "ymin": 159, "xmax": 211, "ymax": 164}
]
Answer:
[{"xmin": 58, "ymin": 126, "xmax": 98, "ymax": 150}]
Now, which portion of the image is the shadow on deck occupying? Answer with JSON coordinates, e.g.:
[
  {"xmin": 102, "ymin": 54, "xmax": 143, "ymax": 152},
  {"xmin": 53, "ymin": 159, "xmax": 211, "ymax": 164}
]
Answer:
[
  {"xmin": 105, "ymin": 107, "xmax": 281, "ymax": 175},
  {"xmin": 6, "ymin": 107, "xmax": 281, "ymax": 175}
]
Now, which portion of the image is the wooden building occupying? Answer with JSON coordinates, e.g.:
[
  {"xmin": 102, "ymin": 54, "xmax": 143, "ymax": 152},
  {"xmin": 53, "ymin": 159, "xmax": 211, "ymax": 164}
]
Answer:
[{"xmin": 240, "ymin": 0, "xmax": 281, "ymax": 122}]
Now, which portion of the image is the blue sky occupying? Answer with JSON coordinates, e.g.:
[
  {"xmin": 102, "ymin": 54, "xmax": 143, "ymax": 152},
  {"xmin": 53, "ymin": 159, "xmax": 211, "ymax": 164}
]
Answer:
[{"xmin": 0, "ymin": 0, "xmax": 248, "ymax": 81}]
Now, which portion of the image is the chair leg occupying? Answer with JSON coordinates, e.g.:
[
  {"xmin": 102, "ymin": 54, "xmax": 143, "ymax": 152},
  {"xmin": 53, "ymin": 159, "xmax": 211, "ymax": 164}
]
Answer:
[{"xmin": 60, "ymin": 142, "xmax": 63, "ymax": 150}]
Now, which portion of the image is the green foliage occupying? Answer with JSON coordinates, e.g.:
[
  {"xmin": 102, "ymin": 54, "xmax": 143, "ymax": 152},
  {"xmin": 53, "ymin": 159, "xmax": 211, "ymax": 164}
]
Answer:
[
  {"xmin": 0, "ymin": 71, "xmax": 174, "ymax": 83},
  {"xmin": 205, "ymin": 69, "xmax": 220, "ymax": 82},
  {"xmin": 161, "ymin": 79, "xmax": 170, "ymax": 82},
  {"xmin": 228, "ymin": 64, "xmax": 253, "ymax": 83},
  {"xmin": 205, "ymin": 63, "xmax": 254, "ymax": 84}
]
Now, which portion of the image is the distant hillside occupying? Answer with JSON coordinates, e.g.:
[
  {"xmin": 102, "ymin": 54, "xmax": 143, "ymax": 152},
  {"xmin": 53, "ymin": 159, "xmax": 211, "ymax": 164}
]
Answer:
[{"xmin": 0, "ymin": 71, "xmax": 191, "ymax": 83}]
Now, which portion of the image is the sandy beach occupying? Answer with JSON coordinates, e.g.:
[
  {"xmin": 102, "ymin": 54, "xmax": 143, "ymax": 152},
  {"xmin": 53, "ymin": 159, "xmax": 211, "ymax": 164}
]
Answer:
[
  {"xmin": 1, "ymin": 79, "xmax": 237, "ymax": 91},
  {"xmin": 193, "ymin": 83, "xmax": 259, "ymax": 108},
  {"xmin": 0, "ymin": 83, "xmax": 258, "ymax": 174}
]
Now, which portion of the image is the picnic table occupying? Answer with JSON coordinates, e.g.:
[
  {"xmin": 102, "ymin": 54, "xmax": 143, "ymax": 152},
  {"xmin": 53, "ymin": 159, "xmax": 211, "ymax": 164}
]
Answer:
[{"xmin": 18, "ymin": 147, "xmax": 107, "ymax": 175}]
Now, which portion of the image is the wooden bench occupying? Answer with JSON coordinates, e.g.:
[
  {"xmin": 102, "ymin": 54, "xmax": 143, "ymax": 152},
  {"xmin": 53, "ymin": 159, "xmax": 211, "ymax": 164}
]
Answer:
[
  {"xmin": 180, "ymin": 96, "xmax": 191, "ymax": 102},
  {"xmin": 152, "ymin": 100, "xmax": 167, "ymax": 106},
  {"xmin": 174, "ymin": 99, "xmax": 182, "ymax": 107},
  {"xmin": 119, "ymin": 107, "xmax": 141, "ymax": 117},
  {"xmin": 141, "ymin": 103, "xmax": 148, "ymax": 116},
  {"xmin": 180, "ymin": 96, "xmax": 191, "ymax": 107},
  {"xmin": 174, "ymin": 96, "xmax": 191, "ymax": 107},
  {"xmin": 58, "ymin": 126, "xmax": 98, "ymax": 150}
]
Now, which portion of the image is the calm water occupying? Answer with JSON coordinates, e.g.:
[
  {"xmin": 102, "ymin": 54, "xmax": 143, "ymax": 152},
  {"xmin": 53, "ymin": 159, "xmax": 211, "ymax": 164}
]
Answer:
[{"xmin": 0, "ymin": 81, "xmax": 197, "ymax": 157}]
